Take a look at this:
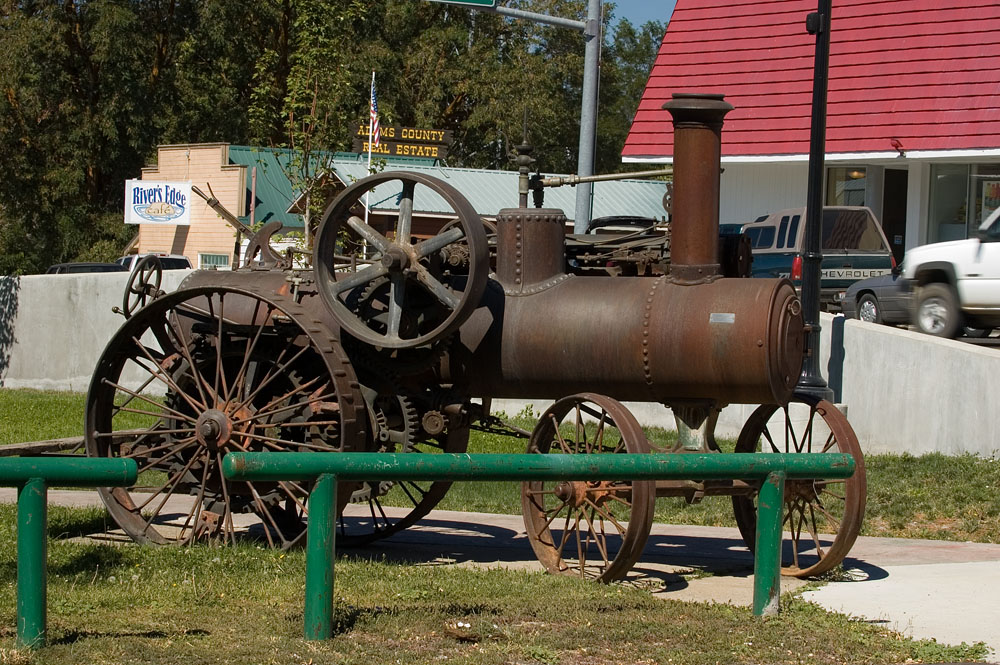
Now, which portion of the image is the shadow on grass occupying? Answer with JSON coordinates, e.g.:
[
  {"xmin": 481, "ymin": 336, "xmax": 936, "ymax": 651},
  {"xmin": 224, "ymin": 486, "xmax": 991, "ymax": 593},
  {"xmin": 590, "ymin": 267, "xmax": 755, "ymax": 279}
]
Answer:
[
  {"xmin": 51, "ymin": 628, "xmax": 211, "ymax": 645},
  {"xmin": 335, "ymin": 516, "xmax": 888, "ymax": 589},
  {"xmin": 332, "ymin": 604, "xmax": 390, "ymax": 635},
  {"xmin": 48, "ymin": 513, "xmax": 115, "ymax": 541},
  {"xmin": 50, "ymin": 546, "xmax": 129, "ymax": 576}
]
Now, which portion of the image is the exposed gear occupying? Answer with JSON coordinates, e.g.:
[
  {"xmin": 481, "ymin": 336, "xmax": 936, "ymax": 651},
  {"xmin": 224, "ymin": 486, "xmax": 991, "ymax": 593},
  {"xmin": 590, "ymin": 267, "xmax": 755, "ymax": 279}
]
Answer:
[
  {"xmin": 349, "ymin": 370, "xmax": 421, "ymax": 504},
  {"xmin": 340, "ymin": 318, "xmax": 452, "ymax": 378}
]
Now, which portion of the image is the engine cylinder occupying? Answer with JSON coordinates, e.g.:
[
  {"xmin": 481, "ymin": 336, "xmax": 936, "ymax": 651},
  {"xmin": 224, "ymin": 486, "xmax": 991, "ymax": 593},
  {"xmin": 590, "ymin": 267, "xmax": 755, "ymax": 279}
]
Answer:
[{"xmin": 453, "ymin": 274, "xmax": 803, "ymax": 405}]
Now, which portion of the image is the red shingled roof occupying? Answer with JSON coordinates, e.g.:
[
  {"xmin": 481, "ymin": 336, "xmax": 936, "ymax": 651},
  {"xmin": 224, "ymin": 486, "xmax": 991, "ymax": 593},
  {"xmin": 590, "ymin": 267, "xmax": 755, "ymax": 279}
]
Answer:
[{"xmin": 622, "ymin": 0, "xmax": 1000, "ymax": 160}]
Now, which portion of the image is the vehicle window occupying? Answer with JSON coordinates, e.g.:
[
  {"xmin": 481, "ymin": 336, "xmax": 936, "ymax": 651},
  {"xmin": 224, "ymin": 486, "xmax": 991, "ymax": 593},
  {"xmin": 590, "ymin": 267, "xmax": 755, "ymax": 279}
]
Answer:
[
  {"xmin": 776, "ymin": 216, "xmax": 789, "ymax": 248},
  {"xmin": 745, "ymin": 226, "xmax": 776, "ymax": 249},
  {"xmin": 986, "ymin": 215, "xmax": 1000, "ymax": 241},
  {"xmin": 821, "ymin": 209, "xmax": 888, "ymax": 251},
  {"xmin": 160, "ymin": 258, "xmax": 191, "ymax": 270},
  {"xmin": 115, "ymin": 258, "xmax": 129, "ymax": 267},
  {"xmin": 787, "ymin": 215, "xmax": 800, "ymax": 248}
]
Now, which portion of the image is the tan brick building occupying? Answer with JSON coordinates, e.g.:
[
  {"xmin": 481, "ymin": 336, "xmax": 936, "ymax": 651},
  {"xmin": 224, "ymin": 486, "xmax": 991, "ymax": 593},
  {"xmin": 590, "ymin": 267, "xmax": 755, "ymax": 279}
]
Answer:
[{"xmin": 135, "ymin": 143, "xmax": 247, "ymax": 269}]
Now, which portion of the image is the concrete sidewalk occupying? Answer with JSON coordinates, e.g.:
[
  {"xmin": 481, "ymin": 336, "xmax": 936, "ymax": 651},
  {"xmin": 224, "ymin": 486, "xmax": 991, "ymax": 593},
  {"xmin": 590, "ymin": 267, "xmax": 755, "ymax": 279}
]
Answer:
[{"xmin": 4, "ymin": 488, "xmax": 999, "ymax": 657}]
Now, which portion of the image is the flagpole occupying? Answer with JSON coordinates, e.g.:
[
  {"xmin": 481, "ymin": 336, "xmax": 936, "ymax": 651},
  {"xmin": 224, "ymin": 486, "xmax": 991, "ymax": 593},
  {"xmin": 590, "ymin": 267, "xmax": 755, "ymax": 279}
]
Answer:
[{"xmin": 365, "ymin": 70, "xmax": 375, "ymax": 229}]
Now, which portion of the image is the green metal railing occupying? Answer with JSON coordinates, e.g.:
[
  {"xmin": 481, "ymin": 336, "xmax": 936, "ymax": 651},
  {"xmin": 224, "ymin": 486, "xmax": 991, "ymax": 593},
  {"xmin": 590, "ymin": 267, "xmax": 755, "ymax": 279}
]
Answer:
[
  {"xmin": 223, "ymin": 451, "xmax": 855, "ymax": 640},
  {"xmin": 0, "ymin": 457, "xmax": 138, "ymax": 649}
]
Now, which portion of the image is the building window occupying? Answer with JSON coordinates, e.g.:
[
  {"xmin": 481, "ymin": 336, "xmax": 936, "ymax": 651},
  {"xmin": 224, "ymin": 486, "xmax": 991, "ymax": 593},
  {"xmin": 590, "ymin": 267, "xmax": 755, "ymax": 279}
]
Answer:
[
  {"xmin": 826, "ymin": 167, "xmax": 867, "ymax": 206},
  {"xmin": 199, "ymin": 253, "xmax": 230, "ymax": 270},
  {"xmin": 928, "ymin": 163, "xmax": 1000, "ymax": 242}
]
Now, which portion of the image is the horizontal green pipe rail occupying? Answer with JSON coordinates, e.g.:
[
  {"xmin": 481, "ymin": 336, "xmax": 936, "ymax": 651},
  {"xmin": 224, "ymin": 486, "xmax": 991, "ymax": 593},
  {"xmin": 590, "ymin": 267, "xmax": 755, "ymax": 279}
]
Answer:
[
  {"xmin": 0, "ymin": 457, "xmax": 138, "ymax": 649},
  {"xmin": 223, "ymin": 451, "xmax": 855, "ymax": 482},
  {"xmin": 223, "ymin": 452, "xmax": 854, "ymax": 638}
]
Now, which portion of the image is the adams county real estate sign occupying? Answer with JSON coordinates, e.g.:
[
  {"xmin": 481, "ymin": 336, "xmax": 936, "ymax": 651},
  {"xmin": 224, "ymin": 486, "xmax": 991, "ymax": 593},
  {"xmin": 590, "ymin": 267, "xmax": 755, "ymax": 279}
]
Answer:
[
  {"xmin": 124, "ymin": 180, "xmax": 192, "ymax": 225},
  {"xmin": 351, "ymin": 123, "xmax": 453, "ymax": 160}
]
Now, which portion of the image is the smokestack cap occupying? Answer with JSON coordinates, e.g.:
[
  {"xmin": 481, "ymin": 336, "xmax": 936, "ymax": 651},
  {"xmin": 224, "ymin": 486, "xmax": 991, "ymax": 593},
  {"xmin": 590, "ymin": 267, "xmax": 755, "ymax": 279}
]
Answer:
[{"xmin": 663, "ymin": 93, "xmax": 733, "ymax": 129}]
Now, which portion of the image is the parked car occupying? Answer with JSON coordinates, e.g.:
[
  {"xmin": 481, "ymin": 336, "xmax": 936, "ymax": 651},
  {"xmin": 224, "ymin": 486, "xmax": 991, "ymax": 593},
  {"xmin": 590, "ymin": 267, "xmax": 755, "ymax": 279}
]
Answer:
[
  {"xmin": 841, "ymin": 270, "xmax": 910, "ymax": 324},
  {"xmin": 734, "ymin": 206, "xmax": 895, "ymax": 310},
  {"xmin": 900, "ymin": 207, "xmax": 1000, "ymax": 338},
  {"xmin": 115, "ymin": 253, "xmax": 192, "ymax": 271},
  {"xmin": 585, "ymin": 215, "xmax": 662, "ymax": 235},
  {"xmin": 45, "ymin": 262, "xmax": 128, "ymax": 274}
]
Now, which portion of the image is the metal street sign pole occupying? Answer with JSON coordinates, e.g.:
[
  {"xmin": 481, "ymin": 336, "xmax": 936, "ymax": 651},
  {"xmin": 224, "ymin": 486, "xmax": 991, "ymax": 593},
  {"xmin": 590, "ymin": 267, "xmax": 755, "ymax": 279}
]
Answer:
[
  {"xmin": 427, "ymin": 0, "xmax": 601, "ymax": 232},
  {"xmin": 574, "ymin": 0, "xmax": 602, "ymax": 233},
  {"xmin": 797, "ymin": 0, "xmax": 835, "ymax": 401}
]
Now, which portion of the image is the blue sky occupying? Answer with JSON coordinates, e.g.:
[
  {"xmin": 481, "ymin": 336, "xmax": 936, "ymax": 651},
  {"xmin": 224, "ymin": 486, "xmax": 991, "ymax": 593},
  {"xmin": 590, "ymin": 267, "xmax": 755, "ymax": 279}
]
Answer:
[{"xmin": 609, "ymin": 0, "xmax": 676, "ymax": 28}]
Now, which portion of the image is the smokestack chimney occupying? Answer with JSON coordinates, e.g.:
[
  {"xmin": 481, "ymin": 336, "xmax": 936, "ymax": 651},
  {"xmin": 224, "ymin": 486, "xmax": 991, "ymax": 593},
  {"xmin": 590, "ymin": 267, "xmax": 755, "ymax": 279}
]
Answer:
[{"xmin": 663, "ymin": 93, "xmax": 733, "ymax": 284}]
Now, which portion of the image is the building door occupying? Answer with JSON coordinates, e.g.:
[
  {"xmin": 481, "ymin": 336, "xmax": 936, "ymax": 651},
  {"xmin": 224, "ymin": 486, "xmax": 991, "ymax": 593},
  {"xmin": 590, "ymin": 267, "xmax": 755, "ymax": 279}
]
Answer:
[{"xmin": 882, "ymin": 169, "xmax": 908, "ymax": 264}]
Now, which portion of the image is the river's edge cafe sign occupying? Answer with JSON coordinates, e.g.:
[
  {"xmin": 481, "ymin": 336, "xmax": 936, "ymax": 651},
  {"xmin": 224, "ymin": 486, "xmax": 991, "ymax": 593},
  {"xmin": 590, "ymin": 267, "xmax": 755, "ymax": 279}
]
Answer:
[
  {"xmin": 124, "ymin": 180, "xmax": 192, "ymax": 225},
  {"xmin": 351, "ymin": 123, "xmax": 453, "ymax": 160}
]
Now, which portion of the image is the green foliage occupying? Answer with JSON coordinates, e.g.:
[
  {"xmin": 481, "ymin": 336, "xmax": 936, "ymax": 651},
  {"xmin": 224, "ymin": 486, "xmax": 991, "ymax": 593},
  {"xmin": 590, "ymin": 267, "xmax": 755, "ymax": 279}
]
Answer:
[{"xmin": 0, "ymin": 0, "xmax": 666, "ymax": 274}]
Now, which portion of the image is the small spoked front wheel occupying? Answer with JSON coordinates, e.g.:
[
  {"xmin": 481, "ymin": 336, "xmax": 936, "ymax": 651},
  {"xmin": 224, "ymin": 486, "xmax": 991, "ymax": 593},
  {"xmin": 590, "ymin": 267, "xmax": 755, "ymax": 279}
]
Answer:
[
  {"xmin": 731, "ymin": 395, "xmax": 866, "ymax": 578},
  {"xmin": 521, "ymin": 394, "xmax": 655, "ymax": 583}
]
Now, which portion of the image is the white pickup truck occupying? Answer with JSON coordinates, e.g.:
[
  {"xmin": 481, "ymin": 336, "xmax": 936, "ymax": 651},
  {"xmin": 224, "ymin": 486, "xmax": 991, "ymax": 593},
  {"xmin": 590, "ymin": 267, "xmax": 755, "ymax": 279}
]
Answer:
[{"xmin": 902, "ymin": 207, "xmax": 1000, "ymax": 337}]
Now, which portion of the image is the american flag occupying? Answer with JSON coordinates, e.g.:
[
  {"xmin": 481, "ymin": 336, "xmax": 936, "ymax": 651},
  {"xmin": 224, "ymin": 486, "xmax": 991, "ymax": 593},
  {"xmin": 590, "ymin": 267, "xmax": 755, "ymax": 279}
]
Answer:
[{"xmin": 369, "ymin": 75, "xmax": 381, "ymax": 147}]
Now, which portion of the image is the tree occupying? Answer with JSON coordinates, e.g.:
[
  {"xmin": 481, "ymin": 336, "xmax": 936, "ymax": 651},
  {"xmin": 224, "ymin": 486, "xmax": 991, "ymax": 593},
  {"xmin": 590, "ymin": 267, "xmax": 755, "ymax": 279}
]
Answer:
[
  {"xmin": 0, "ymin": 0, "xmax": 666, "ymax": 273},
  {"xmin": 0, "ymin": 0, "xmax": 192, "ymax": 273}
]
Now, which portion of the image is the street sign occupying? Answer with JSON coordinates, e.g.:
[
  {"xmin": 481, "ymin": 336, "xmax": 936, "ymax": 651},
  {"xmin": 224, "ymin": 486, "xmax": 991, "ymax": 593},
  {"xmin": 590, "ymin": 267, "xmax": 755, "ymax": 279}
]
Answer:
[{"xmin": 426, "ymin": 0, "xmax": 497, "ymax": 6}]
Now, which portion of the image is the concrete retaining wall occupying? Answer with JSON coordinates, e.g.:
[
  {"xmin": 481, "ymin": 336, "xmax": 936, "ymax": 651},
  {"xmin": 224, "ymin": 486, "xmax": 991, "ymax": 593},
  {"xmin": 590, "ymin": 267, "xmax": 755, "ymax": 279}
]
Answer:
[
  {"xmin": 1, "ymin": 273, "xmax": 996, "ymax": 456},
  {"xmin": 0, "ymin": 271, "xmax": 191, "ymax": 392}
]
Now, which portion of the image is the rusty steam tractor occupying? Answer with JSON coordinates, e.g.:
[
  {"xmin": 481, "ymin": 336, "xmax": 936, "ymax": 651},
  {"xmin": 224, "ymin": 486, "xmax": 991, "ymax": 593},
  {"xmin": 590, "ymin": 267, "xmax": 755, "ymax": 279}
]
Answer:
[{"xmin": 87, "ymin": 94, "xmax": 865, "ymax": 581}]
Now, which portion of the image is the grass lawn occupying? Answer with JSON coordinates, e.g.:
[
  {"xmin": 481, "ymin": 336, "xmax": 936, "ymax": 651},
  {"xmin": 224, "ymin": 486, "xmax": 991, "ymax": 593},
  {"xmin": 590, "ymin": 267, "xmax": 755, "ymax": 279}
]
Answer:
[
  {"xmin": 0, "ymin": 388, "xmax": 995, "ymax": 663},
  {"xmin": 0, "ymin": 504, "xmax": 990, "ymax": 665}
]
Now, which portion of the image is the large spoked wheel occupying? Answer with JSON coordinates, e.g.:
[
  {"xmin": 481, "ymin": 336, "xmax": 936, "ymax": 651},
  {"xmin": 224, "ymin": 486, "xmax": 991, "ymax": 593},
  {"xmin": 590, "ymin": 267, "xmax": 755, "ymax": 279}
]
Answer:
[
  {"xmin": 731, "ymin": 395, "xmax": 866, "ymax": 578},
  {"xmin": 521, "ymin": 394, "xmax": 655, "ymax": 583},
  {"xmin": 85, "ymin": 286, "xmax": 366, "ymax": 547},
  {"xmin": 122, "ymin": 255, "xmax": 163, "ymax": 318},
  {"xmin": 313, "ymin": 172, "xmax": 488, "ymax": 349}
]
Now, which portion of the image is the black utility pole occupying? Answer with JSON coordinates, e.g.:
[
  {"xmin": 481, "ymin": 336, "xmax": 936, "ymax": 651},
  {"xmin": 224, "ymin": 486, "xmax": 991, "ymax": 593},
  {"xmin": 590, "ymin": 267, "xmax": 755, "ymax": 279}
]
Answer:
[{"xmin": 797, "ymin": 0, "xmax": 835, "ymax": 401}]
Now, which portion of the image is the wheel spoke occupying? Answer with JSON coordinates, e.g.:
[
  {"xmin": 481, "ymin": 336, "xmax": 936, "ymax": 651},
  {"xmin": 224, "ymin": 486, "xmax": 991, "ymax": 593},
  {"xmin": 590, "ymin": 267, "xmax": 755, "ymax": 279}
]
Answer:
[
  {"xmin": 412, "ymin": 263, "xmax": 460, "ymax": 310},
  {"xmin": 760, "ymin": 424, "xmax": 781, "ymax": 453},
  {"xmin": 229, "ymin": 345, "xmax": 311, "ymax": 415},
  {"xmin": 137, "ymin": 449, "xmax": 203, "ymax": 514},
  {"xmin": 237, "ymin": 430, "xmax": 340, "ymax": 452},
  {"xmin": 105, "ymin": 377, "xmax": 195, "ymax": 423},
  {"xmin": 332, "ymin": 263, "xmax": 390, "ymax": 296},
  {"xmin": 134, "ymin": 437, "xmax": 199, "ymax": 474},
  {"xmin": 346, "ymin": 215, "xmax": 391, "ymax": 253},
  {"xmin": 803, "ymin": 405, "xmax": 817, "ymax": 453},
  {"xmin": 585, "ymin": 497, "xmax": 628, "ymax": 536},
  {"xmin": 229, "ymin": 384, "xmax": 333, "ymax": 426},
  {"xmin": 593, "ymin": 412, "xmax": 607, "ymax": 454},
  {"xmin": 808, "ymin": 504, "xmax": 826, "ymax": 559},
  {"xmin": 109, "ymin": 369, "xmax": 161, "ymax": 414},
  {"xmin": 396, "ymin": 180, "xmax": 415, "ymax": 242},
  {"xmin": 247, "ymin": 483, "xmax": 280, "ymax": 549},
  {"xmin": 223, "ymin": 298, "xmax": 270, "ymax": 405},
  {"xmin": 214, "ymin": 452, "xmax": 237, "ymax": 545},
  {"xmin": 178, "ymin": 458, "xmax": 212, "ymax": 545},
  {"xmin": 164, "ymin": 311, "xmax": 214, "ymax": 407},
  {"xmin": 413, "ymin": 226, "xmax": 464, "ymax": 258},
  {"xmin": 386, "ymin": 273, "xmax": 406, "ymax": 339},
  {"xmin": 127, "ymin": 338, "xmax": 206, "ymax": 414}
]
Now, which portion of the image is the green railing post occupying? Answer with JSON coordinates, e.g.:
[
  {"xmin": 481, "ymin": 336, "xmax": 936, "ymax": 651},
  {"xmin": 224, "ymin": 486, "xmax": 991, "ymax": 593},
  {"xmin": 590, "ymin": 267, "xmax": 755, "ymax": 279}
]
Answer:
[
  {"xmin": 1, "ymin": 457, "xmax": 137, "ymax": 650},
  {"xmin": 304, "ymin": 473, "xmax": 337, "ymax": 641},
  {"xmin": 16, "ymin": 477, "xmax": 47, "ymax": 648},
  {"xmin": 753, "ymin": 470, "xmax": 786, "ymax": 616}
]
